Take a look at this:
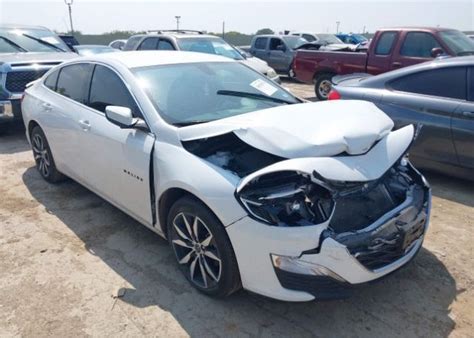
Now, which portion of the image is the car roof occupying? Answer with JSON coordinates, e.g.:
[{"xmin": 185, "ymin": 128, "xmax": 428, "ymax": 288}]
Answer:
[
  {"xmin": 358, "ymin": 55, "xmax": 474, "ymax": 86},
  {"xmin": 378, "ymin": 26, "xmax": 455, "ymax": 32},
  {"xmin": 131, "ymin": 32, "xmax": 220, "ymax": 39},
  {"xmin": 80, "ymin": 50, "xmax": 233, "ymax": 68}
]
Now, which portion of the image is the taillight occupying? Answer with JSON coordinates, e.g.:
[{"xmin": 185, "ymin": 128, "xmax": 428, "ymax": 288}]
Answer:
[
  {"xmin": 328, "ymin": 89, "xmax": 341, "ymax": 100},
  {"xmin": 20, "ymin": 93, "xmax": 25, "ymax": 102}
]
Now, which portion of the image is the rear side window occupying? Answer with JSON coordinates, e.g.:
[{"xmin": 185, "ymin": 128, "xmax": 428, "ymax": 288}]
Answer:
[
  {"xmin": 138, "ymin": 37, "xmax": 159, "ymax": 50},
  {"xmin": 400, "ymin": 32, "xmax": 441, "ymax": 58},
  {"xmin": 158, "ymin": 39, "xmax": 175, "ymax": 50},
  {"xmin": 88, "ymin": 65, "xmax": 142, "ymax": 118},
  {"xmin": 44, "ymin": 69, "xmax": 59, "ymax": 90},
  {"xmin": 56, "ymin": 64, "xmax": 93, "ymax": 104},
  {"xmin": 389, "ymin": 67, "xmax": 466, "ymax": 100},
  {"xmin": 254, "ymin": 37, "xmax": 267, "ymax": 50},
  {"xmin": 375, "ymin": 32, "xmax": 397, "ymax": 55},
  {"xmin": 469, "ymin": 67, "xmax": 474, "ymax": 101}
]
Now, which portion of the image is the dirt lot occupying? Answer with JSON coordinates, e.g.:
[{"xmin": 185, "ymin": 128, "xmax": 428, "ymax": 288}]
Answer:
[{"xmin": 0, "ymin": 80, "xmax": 473, "ymax": 337}]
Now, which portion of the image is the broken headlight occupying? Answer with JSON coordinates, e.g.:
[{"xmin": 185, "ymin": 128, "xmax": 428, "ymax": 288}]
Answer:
[{"xmin": 237, "ymin": 171, "xmax": 334, "ymax": 226}]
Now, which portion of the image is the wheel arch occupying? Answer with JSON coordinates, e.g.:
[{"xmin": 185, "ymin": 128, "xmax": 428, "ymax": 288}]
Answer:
[{"xmin": 158, "ymin": 187, "xmax": 222, "ymax": 239}]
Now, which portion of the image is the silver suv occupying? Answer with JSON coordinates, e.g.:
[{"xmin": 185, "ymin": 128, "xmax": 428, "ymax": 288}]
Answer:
[
  {"xmin": 123, "ymin": 30, "xmax": 280, "ymax": 83},
  {"xmin": 0, "ymin": 24, "xmax": 76, "ymax": 133}
]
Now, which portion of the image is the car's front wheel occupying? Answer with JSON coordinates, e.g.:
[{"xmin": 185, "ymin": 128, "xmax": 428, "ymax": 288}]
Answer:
[
  {"xmin": 30, "ymin": 126, "xmax": 64, "ymax": 183},
  {"xmin": 167, "ymin": 196, "xmax": 241, "ymax": 297}
]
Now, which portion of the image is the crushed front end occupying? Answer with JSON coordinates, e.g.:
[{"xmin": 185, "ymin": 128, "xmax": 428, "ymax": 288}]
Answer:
[{"xmin": 228, "ymin": 156, "xmax": 431, "ymax": 301}]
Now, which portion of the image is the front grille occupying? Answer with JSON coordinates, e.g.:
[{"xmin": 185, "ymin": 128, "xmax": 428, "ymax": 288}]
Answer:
[{"xmin": 5, "ymin": 70, "xmax": 48, "ymax": 93}]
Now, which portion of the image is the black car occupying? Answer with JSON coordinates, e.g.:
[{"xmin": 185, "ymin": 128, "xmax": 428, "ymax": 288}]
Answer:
[{"xmin": 330, "ymin": 56, "xmax": 474, "ymax": 180}]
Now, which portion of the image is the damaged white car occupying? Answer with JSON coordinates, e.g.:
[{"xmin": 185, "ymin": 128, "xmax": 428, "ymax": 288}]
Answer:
[{"xmin": 22, "ymin": 51, "xmax": 431, "ymax": 301}]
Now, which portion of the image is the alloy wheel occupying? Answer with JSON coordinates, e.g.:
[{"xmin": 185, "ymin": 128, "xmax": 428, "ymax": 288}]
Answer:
[
  {"xmin": 318, "ymin": 79, "xmax": 332, "ymax": 99},
  {"xmin": 171, "ymin": 212, "xmax": 222, "ymax": 289},
  {"xmin": 32, "ymin": 133, "xmax": 51, "ymax": 178}
]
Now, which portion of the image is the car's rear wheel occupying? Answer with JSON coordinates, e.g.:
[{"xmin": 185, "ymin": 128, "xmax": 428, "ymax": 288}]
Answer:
[
  {"xmin": 314, "ymin": 73, "xmax": 334, "ymax": 100},
  {"xmin": 30, "ymin": 126, "xmax": 64, "ymax": 183},
  {"xmin": 167, "ymin": 196, "xmax": 241, "ymax": 297}
]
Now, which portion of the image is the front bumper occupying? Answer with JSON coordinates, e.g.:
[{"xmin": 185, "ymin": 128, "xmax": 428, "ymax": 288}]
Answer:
[
  {"xmin": 226, "ymin": 168, "xmax": 431, "ymax": 302},
  {"xmin": 0, "ymin": 99, "xmax": 22, "ymax": 125}
]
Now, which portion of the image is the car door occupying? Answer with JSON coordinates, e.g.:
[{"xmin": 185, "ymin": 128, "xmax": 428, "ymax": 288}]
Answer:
[
  {"xmin": 40, "ymin": 63, "xmax": 94, "ymax": 179},
  {"xmin": 80, "ymin": 64, "xmax": 155, "ymax": 225},
  {"xmin": 451, "ymin": 67, "xmax": 474, "ymax": 169},
  {"xmin": 381, "ymin": 66, "xmax": 466, "ymax": 167},
  {"xmin": 391, "ymin": 31, "xmax": 443, "ymax": 69},
  {"xmin": 367, "ymin": 31, "xmax": 398, "ymax": 75},
  {"xmin": 268, "ymin": 37, "xmax": 287, "ymax": 72}
]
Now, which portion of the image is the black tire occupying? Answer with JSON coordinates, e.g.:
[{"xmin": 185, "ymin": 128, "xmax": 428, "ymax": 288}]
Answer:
[
  {"xmin": 314, "ymin": 73, "xmax": 334, "ymax": 100},
  {"xmin": 30, "ymin": 126, "xmax": 65, "ymax": 183},
  {"xmin": 167, "ymin": 196, "xmax": 241, "ymax": 297}
]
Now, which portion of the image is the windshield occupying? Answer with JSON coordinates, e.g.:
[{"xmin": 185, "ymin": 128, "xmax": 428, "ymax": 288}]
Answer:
[
  {"xmin": 281, "ymin": 36, "xmax": 307, "ymax": 49},
  {"xmin": 177, "ymin": 37, "xmax": 244, "ymax": 60},
  {"xmin": 0, "ymin": 28, "xmax": 68, "ymax": 53},
  {"xmin": 133, "ymin": 62, "xmax": 299, "ymax": 126},
  {"xmin": 75, "ymin": 46, "xmax": 116, "ymax": 56},
  {"xmin": 439, "ymin": 30, "xmax": 474, "ymax": 55},
  {"xmin": 318, "ymin": 34, "xmax": 344, "ymax": 44}
]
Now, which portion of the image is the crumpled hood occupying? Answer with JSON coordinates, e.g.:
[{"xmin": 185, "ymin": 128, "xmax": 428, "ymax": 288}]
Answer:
[{"xmin": 178, "ymin": 100, "xmax": 394, "ymax": 158}]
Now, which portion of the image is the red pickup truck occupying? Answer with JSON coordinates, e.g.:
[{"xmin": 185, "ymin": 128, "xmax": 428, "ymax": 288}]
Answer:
[{"xmin": 293, "ymin": 27, "xmax": 474, "ymax": 100}]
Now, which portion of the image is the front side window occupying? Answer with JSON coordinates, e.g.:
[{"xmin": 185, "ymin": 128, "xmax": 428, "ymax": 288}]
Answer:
[
  {"xmin": 177, "ymin": 37, "xmax": 243, "ymax": 60},
  {"xmin": 269, "ymin": 38, "xmax": 285, "ymax": 51},
  {"xmin": 254, "ymin": 37, "xmax": 267, "ymax": 49},
  {"xmin": 138, "ymin": 37, "xmax": 159, "ymax": 50},
  {"xmin": 133, "ymin": 62, "xmax": 299, "ymax": 126},
  {"xmin": 389, "ymin": 67, "xmax": 466, "ymax": 100},
  {"xmin": 375, "ymin": 31, "xmax": 397, "ymax": 55},
  {"xmin": 400, "ymin": 32, "xmax": 441, "ymax": 58},
  {"xmin": 56, "ymin": 64, "xmax": 94, "ymax": 103},
  {"xmin": 88, "ymin": 65, "xmax": 141, "ymax": 118}
]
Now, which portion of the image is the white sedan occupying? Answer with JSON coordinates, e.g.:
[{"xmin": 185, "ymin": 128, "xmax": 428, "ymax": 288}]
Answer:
[{"xmin": 22, "ymin": 51, "xmax": 431, "ymax": 301}]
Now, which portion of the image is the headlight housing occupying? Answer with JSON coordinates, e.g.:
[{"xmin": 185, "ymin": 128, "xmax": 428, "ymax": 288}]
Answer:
[
  {"xmin": 266, "ymin": 68, "xmax": 278, "ymax": 79},
  {"xmin": 236, "ymin": 171, "xmax": 334, "ymax": 226}
]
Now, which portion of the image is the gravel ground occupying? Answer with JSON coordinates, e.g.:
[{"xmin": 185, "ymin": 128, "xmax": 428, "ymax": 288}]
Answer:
[{"xmin": 0, "ymin": 80, "xmax": 472, "ymax": 337}]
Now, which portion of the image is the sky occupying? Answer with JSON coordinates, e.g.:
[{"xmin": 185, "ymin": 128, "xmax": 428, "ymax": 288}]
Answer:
[{"xmin": 0, "ymin": 0, "xmax": 473, "ymax": 34}]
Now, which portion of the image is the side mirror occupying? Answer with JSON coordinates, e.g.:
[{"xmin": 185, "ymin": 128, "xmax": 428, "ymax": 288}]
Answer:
[
  {"xmin": 105, "ymin": 106, "xmax": 136, "ymax": 128},
  {"xmin": 431, "ymin": 47, "xmax": 444, "ymax": 58}
]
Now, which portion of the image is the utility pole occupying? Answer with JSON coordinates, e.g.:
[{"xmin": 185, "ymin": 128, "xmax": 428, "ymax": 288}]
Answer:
[
  {"xmin": 64, "ymin": 0, "xmax": 74, "ymax": 34},
  {"xmin": 222, "ymin": 21, "xmax": 225, "ymax": 39},
  {"xmin": 175, "ymin": 16, "xmax": 181, "ymax": 31},
  {"xmin": 336, "ymin": 21, "xmax": 340, "ymax": 34}
]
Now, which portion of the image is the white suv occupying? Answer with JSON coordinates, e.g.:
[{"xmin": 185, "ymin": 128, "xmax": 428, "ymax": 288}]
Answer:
[{"xmin": 22, "ymin": 51, "xmax": 431, "ymax": 301}]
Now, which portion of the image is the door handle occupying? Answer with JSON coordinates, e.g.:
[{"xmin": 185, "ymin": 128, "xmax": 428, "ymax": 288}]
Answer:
[
  {"xmin": 392, "ymin": 62, "xmax": 402, "ymax": 68},
  {"xmin": 78, "ymin": 119, "xmax": 91, "ymax": 131},
  {"xmin": 41, "ymin": 102, "xmax": 52, "ymax": 111},
  {"xmin": 462, "ymin": 111, "xmax": 474, "ymax": 118}
]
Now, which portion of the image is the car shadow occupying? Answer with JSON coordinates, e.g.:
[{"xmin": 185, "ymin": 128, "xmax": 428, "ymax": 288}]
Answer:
[{"xmin": 22, "ymin": 166, "xmax": 458, "ymax": 337}]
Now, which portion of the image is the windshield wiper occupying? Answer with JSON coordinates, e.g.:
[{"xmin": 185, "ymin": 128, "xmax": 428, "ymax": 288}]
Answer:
[
  {"xmin": 22, "ymin": 33, "xmax": 66, "ymax": 52},
  {"xmin": 0, "ymin": 36, "xmax": 27, "ymax": 52},
  {"xmin": 457, "ymin": 51, "xmax": 474, "ymax": 56},
  {"xmin": 216, "ymin": 90, "xmax": 295, "ymax": 104}
]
